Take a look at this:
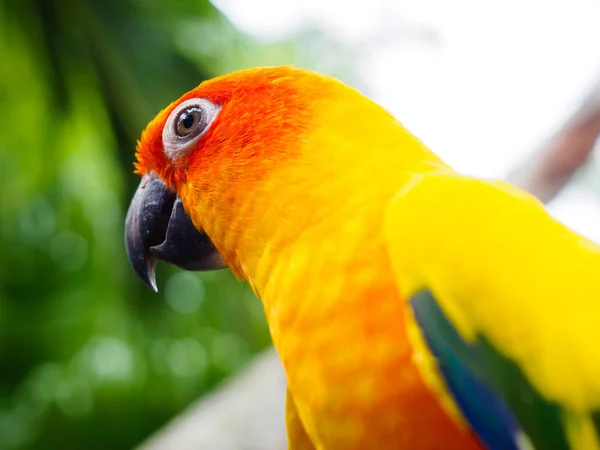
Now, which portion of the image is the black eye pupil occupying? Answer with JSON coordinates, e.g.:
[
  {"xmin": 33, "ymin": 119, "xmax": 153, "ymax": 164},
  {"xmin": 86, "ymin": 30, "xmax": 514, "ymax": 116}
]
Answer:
[
  {"xmin": 181, "ymin": 113, "xmax": 194, "ymax": 129},
  {"xmin": 175, "ymin": 108, "xmax": 203, "ymax": 137}
]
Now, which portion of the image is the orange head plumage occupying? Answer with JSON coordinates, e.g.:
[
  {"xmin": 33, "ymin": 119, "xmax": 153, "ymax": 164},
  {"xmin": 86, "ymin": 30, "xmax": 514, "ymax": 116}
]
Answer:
[
  {"xmin": 131, "ymin": 67, "xmax": 340, "ymax": 281},
  {"xmin": 129, "ymin": 66, "xmax": 446, "ymax": 288},
  {"xmin": 135, "ymin": 66, "xmax": 325, "ymax": 191},
  {"xmin": 128, "ymin": 67, "xmax": 321, "ymax": 284}
]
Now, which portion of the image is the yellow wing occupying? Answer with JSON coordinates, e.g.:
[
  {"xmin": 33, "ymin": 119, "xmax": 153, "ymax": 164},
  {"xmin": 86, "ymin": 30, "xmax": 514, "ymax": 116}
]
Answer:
[{"xmin": 384, "ymin": 171, "xmax": 600, "ymax": 450}]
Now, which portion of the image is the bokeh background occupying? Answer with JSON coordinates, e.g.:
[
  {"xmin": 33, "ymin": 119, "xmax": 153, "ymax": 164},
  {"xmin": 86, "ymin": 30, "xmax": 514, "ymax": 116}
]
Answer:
[{"xmin": 1, "ymin": 0, "xmax": 600, "ymax": 449}]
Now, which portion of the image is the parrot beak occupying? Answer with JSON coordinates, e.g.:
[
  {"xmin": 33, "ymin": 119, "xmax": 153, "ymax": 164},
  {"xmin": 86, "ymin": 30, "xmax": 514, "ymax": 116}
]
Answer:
[{"xmin": 125, "ymin": 173, "xmax": 226, "ymax": 291}]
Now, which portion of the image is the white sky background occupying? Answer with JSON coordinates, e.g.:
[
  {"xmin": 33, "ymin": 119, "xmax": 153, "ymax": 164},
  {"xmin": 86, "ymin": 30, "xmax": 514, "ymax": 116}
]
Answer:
[{"xmin": 213, "ymin": 0, "xmax": 600, "ymax": 241}]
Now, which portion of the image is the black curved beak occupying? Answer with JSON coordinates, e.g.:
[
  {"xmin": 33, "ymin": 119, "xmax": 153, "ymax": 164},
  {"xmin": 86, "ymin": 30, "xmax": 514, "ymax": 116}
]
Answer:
[{"xmin": 125, "ymin": 173, "xmax": 226, "ymax": 291}]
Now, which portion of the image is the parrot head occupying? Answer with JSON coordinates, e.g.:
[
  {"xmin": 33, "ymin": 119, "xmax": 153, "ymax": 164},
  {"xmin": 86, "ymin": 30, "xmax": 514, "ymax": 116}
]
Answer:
[{"xmin": 125, "ymin": 66, "xmax": 444, "ymax": 291}]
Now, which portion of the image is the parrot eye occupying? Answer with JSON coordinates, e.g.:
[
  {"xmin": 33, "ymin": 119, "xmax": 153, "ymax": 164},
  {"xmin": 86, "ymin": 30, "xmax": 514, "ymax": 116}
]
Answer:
[
  {"xmin": 162, "ymin": 98, "xmax": 220, "ymax": 159},
  {"xmin": 176, "ymin": 109, "xmax": 202, "ymax": 137}
]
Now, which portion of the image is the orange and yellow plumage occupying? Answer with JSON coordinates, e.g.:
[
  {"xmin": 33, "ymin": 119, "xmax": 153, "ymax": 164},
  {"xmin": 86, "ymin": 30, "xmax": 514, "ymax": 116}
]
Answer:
[{"xmin": 130, "ymin": 66, "xmax": 600, "ymax": 450}]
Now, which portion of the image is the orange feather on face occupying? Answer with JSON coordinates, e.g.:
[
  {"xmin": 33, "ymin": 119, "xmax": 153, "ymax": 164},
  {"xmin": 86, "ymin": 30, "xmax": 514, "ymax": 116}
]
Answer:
[
  {"xmin": 133, "ymin": 66, "xmax": 483, "ymax": 449},
  {"xmin": 135, "ymin": 67, "xmax": 319, "ymax": 192},
  {"xmin": 134, "ymin": 67, "xmax": 328, "ymax": 274}
]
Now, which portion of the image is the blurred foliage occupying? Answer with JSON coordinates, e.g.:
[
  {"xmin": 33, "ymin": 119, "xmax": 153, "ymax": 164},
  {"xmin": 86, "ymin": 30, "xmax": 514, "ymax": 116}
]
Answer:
[{"xmin": 0, "ymin": 0, "xmax": 359, "ymax": 448}]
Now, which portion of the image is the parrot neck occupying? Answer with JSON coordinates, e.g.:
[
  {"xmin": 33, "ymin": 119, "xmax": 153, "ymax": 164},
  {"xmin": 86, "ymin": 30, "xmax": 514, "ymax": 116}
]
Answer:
[
  {"xmin": 204, "ymin": 129, "xmax": 450, "ymax": 308},
  {"xmin": 236, "ymin": 162, "xmax": 448, "ymax": 298}
]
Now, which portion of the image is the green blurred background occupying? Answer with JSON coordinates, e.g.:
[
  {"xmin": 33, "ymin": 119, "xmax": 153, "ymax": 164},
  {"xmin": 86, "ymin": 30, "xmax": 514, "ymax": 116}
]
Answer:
[
  {"xmin": 0, "ymin": 1, "xmax": 356, "ymax": 449},
  {"xmin": 2, "ymin": 0, "xmax": 599, "ymax": 449}
]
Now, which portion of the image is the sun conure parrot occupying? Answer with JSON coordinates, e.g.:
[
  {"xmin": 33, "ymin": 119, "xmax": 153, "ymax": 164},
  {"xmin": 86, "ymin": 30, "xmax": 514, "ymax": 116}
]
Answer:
[{"xmin": 125, "ymin": 66, "xmax": 600, "ymax": 450}]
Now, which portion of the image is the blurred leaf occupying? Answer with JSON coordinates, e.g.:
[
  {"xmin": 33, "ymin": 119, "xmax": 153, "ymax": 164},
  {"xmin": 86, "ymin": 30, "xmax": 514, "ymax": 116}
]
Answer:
[{"xmin": 0, "ymin": 0, "xmax": 274, "ymax": 449}]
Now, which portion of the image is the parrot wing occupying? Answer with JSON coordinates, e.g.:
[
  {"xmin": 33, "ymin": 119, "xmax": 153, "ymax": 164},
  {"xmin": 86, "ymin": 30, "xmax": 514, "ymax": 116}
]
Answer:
[{"xmin": 384, "ymin": 171, "xmax": 600, "ymax": 450}]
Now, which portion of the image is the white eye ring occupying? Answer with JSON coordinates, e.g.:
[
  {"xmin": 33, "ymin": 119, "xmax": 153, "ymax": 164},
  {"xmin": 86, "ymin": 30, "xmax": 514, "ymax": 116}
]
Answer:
[{"xmin": 162, "ymin": 98, "xmax": 220, "ymax": 159}]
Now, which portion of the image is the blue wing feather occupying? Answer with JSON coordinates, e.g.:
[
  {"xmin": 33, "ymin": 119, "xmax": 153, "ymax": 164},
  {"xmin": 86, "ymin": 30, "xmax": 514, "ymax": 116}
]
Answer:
[{"xmin": 409, "ymin": 289, "xmax": 569, "ymax": 450}]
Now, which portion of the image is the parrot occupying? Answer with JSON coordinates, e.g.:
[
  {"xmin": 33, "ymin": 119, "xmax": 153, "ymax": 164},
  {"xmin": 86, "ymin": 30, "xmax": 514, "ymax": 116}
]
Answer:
[{"xmin": 124, "ymin": 66, "xmax": 600, "ymax": 450}]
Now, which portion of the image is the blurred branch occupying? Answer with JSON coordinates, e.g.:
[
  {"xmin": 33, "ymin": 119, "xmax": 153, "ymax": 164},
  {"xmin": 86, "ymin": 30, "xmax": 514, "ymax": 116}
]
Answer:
[
  {"xmin": 137, "ymin": 349, "xmax": 287, "ymax": 450},
  {"xmin": 508, "ymin": 77, "xmax": 600, "ymax": 203}
]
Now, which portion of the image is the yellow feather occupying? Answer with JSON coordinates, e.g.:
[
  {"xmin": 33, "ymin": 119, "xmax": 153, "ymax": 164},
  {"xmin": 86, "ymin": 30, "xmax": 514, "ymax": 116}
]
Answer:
[{"xmin": 385, "ymin": 171, "xmax": 600, "ymax": 415}]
